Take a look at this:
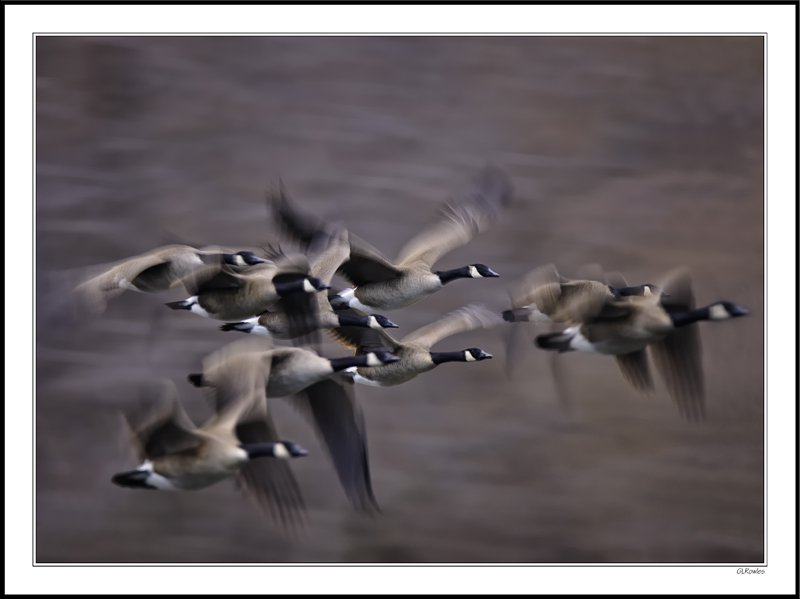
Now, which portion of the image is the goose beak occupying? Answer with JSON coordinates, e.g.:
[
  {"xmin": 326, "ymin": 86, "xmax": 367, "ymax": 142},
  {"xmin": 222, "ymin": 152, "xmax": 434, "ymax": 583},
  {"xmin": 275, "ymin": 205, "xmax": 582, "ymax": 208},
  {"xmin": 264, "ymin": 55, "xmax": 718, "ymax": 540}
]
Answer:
[
  {"xmin": 730, "ymin": 304, "xmax": 749, "ymax": 317},
  {"xmin": 484, "ymin": 268, "xmax": 500, "ymax": 278},
  {"xmin": 384, "ymin": 320, "xmax": 399, "ymax": 328},
  {"xmin": 660, "ymin": 290, "xmax": 671, "ymax": 297},
  {"xmin": 319, "ymin": 284, "xmax": 332, "ymax": 290}
]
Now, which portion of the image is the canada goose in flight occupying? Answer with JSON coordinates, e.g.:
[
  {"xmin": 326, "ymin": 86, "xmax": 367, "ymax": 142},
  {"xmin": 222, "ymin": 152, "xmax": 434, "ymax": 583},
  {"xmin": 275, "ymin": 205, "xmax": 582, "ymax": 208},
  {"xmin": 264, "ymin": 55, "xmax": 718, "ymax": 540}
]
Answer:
[
  {"xmin": 187, "ymin": 337, "xmax": 399, "ymax": 511},
  {"xmin": 534, "ymin": 267, "xmax": 749, "ymax": 420},
  {"xmin": 270, "ymin": 164, "xmax": 512, "ymax": 312},
  {"xmin": 219, "ymin": 228, "xmax": 398, "ymax": 339},
  {"xmin": 74, "ymin": 244, "xmax": 267, "ymax": 314},
  {"xmin": 111, "ymin": 378, "xmax": 309, "ymax": 529},
  {"xmin": 501, "ymin": 263, "xmax": 668, "ymax": 326},
  {"xmin": 328, "ymin": 303, "xmax": 503, "ymax": 387},
  {"xmin": 165, "ymin": 249, "xmax": 330, "ymax": 324}
]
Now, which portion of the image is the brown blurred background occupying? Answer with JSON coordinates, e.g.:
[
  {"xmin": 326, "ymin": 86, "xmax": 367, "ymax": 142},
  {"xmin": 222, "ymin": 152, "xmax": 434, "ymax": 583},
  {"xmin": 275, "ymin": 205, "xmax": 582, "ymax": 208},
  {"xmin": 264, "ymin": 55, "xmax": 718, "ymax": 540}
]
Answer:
[{"xmin": 35, "ymin": 36, "xmax": 763, "ymax": 563}]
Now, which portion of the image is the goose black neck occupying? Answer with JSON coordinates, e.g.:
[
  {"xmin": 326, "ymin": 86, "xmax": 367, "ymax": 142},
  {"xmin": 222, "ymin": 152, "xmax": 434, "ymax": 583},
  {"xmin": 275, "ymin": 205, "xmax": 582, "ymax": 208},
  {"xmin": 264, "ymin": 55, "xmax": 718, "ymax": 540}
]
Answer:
[
  {"xmin": 335, "ymin": 313, "xmax": 372, "ymax": 328},
  {"xmin": 273, "ymin": 278, "xmax": 307, "ymax": 296},
  {"xmin": 430, "ymin": 351, "xmax": 466, "ymax": 365},
  {"xmin": 435, "ymin": 267, "xmax": 472, "ymax": 285},
  {"xmin": 670, "ymin": 307, "xmax": 710, "ymax": 328},
  {"xmin": 611, "ymin": 286, "xmax": 643, "ymax": 297},
  {"xmin": 329, "ymin": 355, "xmax": 373, "ymax": 371},
  {"xmin": 240, "ymin": 443, "xmax": 282, "ymax": 459}
]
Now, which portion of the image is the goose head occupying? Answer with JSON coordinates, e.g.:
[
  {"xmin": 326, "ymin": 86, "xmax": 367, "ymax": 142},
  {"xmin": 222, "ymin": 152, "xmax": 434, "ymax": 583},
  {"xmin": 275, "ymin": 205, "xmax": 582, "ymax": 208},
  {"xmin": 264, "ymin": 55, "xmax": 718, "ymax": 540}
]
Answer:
[
  {"xmin": 708, "ymin": 301, "xmax": 749, "ymax": 320},
  {"xmin": 468, "ymin": 264, "xmax": 500, "ymax": 278},
  {"xmin": 224, "ymin": 251, "xmax": 267, "ymax": 266},
  {"xmin": 368, "ymin": 314, "xmax": 399, "ymax": 329},
  {"xmin": 464, "ymin": 348, "xmax": 493, "ymax": 362},
  {"xmin": 303, "ymin": 277, "xmax": 332, "ymax": 293},
  {"xmin": 273, "ymin": 441, "xmax": 309, "ymax": 459}
]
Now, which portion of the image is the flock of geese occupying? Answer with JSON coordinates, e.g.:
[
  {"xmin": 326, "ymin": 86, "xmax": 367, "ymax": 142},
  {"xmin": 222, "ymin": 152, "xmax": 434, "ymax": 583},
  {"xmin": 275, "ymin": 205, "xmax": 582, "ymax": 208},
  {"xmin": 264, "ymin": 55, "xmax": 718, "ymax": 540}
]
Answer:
[{"xmin": 72, "ymin": 164, "xmax": 749, "ymax": 532}]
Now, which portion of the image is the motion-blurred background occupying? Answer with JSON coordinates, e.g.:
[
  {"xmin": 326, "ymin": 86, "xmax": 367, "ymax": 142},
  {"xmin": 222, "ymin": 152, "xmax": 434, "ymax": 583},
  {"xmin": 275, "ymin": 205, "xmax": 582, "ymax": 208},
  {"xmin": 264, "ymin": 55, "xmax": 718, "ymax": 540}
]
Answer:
[{"xmin": 35, "ymin": 36, "xmax": 763, "ymax": 563}]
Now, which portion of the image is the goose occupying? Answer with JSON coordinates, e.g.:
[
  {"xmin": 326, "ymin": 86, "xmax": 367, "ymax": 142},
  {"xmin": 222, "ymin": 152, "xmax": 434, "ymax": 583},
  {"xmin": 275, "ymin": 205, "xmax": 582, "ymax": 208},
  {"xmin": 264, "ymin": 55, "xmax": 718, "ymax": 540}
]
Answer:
[
  {"xmin": 533, "ymin": 267, "xmax": 749, "ymax": 420},
  {"xmin": 187, "ymin": 337, "xmax": 399, "ymax": 511},
  {"xmin": 327, "ymin": 303, "xmax": 503, "ymax": 387},
  {"xmin": 111, "ymin": 377, "xmax": 309, "ymax": 529},
  {"xmin": 270, "ymin": 164, "xmax": 512, "ymax": 313},
  {"xmin": 164, "ymin": 249, "xmax": 330, "ymax": 323},
  {"xmin": 501, "ymin": 263, "xmax": 668, "ymax": 326},
  {"xmin": 74, "ymin": 244, "xmax": 267, "ymax": 314},
  {"xmin": 218, "ymin": 228, "xmax": 398, "ymax": 340}
]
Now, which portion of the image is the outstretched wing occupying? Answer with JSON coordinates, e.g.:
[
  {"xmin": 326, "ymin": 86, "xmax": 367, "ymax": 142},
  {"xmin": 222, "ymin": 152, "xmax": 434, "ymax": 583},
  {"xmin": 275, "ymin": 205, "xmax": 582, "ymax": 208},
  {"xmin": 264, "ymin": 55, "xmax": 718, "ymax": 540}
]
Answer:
[
  {"xmin": 337, "ymin": 233, "xmax": 404, "ymax": 286},
  {"xmin": 326, "ymin": 307, "xmax": 400, "ymax": 354},
  {"xmin": 395, "ymin": 164, "xmax": 513, "ymax": 269},
  {"xmin": 649, "ymin": 267, "xmax": 705, "ymax": 421},
  {"xmin": 235, "ymin": 416, "xmax": 308, "ymax": 533},
  {"xmin": 613, "ymin": 350, "xmax": 655, "ymax": 395},
  {"xmin": 401, "ymin": 303, "xmax": 503, "ymax": 349},
  {"xmin": 284, "ymin": 374, "xmax": 379, "ymax": 514},
  {"xmin": 122, "ymin": 379, "xmax": 202, "ymax": 462}
]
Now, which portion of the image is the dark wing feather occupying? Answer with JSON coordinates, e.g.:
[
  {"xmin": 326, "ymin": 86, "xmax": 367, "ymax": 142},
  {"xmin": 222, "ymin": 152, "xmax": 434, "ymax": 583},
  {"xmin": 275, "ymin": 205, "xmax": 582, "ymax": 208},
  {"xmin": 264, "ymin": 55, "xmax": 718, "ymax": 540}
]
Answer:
[
  {"xmin": 650, "ymin": 267, "xmax": 705, "ymax": 421},
  {"xmin": 337, "ymin": 233, "xmax": 403, "ymax": 286},
  {"xmin": 235, "ymin": 418, "xmax": 307, "ymax": 532},
  {"xmin": 326, "ymin": 307, "xmax": 400, "ymax": 354},
  {"xmin": 268, "ymin": 181, "xmax": 325, "ymax": 248},
  {"xmin": 286, "ymin": 375, "xmax": 379, "ymax": 514},
  {"xmin": 613, "ymin": 350, "xmax": 655, "ymax": 395},
  {"xmin": 123, "ymin": 380, "xmax": 202, "ymax": 462}
]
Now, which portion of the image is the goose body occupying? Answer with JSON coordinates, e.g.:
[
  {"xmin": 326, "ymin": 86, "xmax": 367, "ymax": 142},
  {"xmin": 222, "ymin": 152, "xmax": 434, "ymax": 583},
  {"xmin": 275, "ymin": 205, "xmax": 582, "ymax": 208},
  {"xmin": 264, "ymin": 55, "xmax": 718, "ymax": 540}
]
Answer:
[
  {"xmin": 111, "ymin": 378, "xmax": 308, "ymax": 529},
  {"xmin": 534, "ymin": 267, "xmax": 749, "ymax": 420},
  {"xmin": 329, "ymin": 303, "xmax": 502, "ymax": 387},
  {"xmin": 219, "ymin": 229, "xmax": 398, "ymax": 339},
  {"xmin": 187, "ymin": 338, "xmax": 398, "ymax": 512},
  {"xmin": 166, "ymin": 251, "xmax": 330, "ymax": 323},
  {"xmin": 502, "ymin": 263, "xmax": 667, "ymax": 326},
  {"xmin": 74, "ymin": 245, "xmax": 267, "ymax": 314},
  {"xmin": 271, "ymin": 164, "xmax": 512, "ymax": 312}
]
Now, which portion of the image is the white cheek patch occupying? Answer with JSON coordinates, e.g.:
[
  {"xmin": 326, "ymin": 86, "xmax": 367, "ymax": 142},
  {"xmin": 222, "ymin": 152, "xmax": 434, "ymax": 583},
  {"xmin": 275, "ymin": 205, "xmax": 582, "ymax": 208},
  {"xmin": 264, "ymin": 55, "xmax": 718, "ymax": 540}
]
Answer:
[
  {"xmin": 366, "ymin": 352, "xmax": 382, "ymax": 367},
  {"xmin": 709, "ymin": 304, "xmax": 729, "ymax": 320},
  {"xmin": 303, "ymin": 279, "xmax": 316, "ymax": 293},
  {"xmin": 273, "ymin": 443, "xmax": 290, "ymax": 459},
  {"xmin": 464, "ymin": 351, "xmax": 476, "ymax": 362},
  {"xmin": 233, "ymin": 255, "xmax": 246, "ymax": 266},
  {"xmin": 469, "ymin": 265, "xmax": 481, "ymax": 278},
  {"xmin": 368, "ymin": 316, "xmax": 381, "ymax": 330},
  {"xmin": 643, "ymin": 287, "xmax": 653, "ymax": 297}
]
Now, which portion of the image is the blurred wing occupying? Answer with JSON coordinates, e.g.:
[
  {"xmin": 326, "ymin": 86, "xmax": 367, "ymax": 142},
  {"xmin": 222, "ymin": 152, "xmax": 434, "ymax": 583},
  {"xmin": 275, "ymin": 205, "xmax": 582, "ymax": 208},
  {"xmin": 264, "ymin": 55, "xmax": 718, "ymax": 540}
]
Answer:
[
  {"xmin": 613, "ymin": 350, "xmax": 655, "ymax": 395},
  {"xmin": 508, "ymin": 263, "xmax": 562, "ymax": 313},
  {"xmin": 122, "ymin": 379, "xmax": 202, "ymax": 462},
  {"xmin": 649, "ymin": 267, "xmax": 705, "ymax": 421},
  {"xmin": 268, "ymin": 180, "xmax": 326, "ymax": 249},
  {"xmin": 401, "ymin": 303, "xmax": 503, "ymax": 349},
  {"xmin": 576, "ymin": 263, "xmax": 607, "ymax": 284},
  {"xmin": 285, "ymin": 375, "xmax": 379, "ymax": 513},
  {"xmin": 235, "ymin": 416, "xmax": 307, "ymax": 532},
  {"xmin": 309, "ymin": 227, "xmax": 350, "ymax": 286},
  {"xmin": 501, "ymin": 322, "xmax": 534, "ymax": 380},
  {"xmin": 604, "ymin": 271, "xmax": 629, "ymax": 289},
  {"xmin": 396, "ymin": 164, "xmax": 513, "ymax": 268},
  {"xmin": 337, "ymin": 233, "xmax": 403, "ymax": 286},
  {"xmin": 327, "ymin": 306, "xmax": 400, "ymax": 354},
  {"xmin": 199, "ymin": 338, "xmax": 274, "ymax": 416}
]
